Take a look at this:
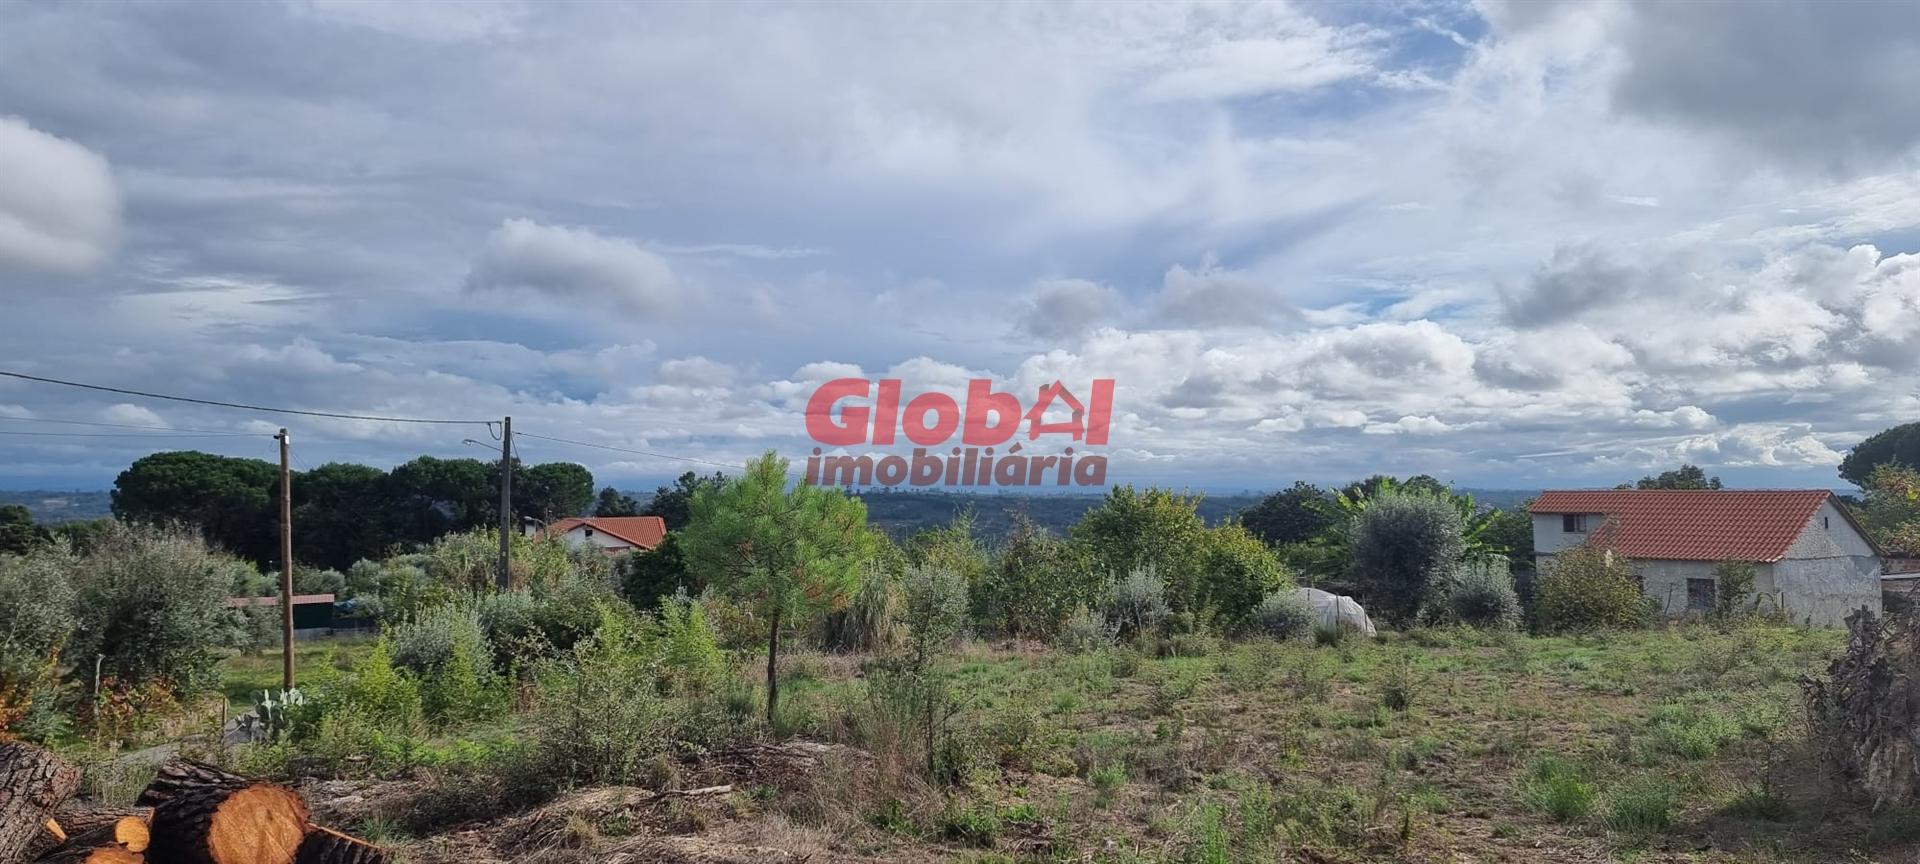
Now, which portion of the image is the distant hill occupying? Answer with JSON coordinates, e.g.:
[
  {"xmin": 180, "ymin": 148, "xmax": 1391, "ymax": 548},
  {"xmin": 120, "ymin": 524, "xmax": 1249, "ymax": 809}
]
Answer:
[{"xmin": 0, "ymin": 489, "xmax": 112, "ymax": 523}]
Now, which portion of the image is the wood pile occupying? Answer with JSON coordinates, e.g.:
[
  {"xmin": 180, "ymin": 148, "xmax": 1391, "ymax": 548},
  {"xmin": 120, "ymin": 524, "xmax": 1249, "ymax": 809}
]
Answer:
[{"xmin": 0, "ymin": 744, "xmax": 384, "ymax": 864}]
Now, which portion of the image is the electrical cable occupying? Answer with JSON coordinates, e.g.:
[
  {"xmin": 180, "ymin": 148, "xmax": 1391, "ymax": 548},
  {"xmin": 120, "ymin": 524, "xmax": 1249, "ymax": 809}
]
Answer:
[{"xmin": 0, "ymin": 370, "xmax": 490, "ymax": 425}]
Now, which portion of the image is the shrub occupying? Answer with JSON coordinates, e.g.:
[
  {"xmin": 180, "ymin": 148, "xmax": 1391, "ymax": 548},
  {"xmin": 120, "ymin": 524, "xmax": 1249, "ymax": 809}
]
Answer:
[
  {"xmin": 1521, "ymin": 756, "xmax": 1595, "ymax": 822},
  {"xmin": 1350, "ymin": 493, "xmax": 1465, "ymax": 625},
  {"xmin": 342, "ymin": 557, "xmax": 446, "ymax": 623},
  {"xmin": 824, "ymin": 560, "xmax": 902, "ymax": 652},
  {"xmin": 528, "ymin": 614, "xmax": 684, "ymax": 788},
  {"xmin": 1446, "ymin": 557, "xmax": 1522, "ymax": 630},
  {"xmin": 657, "ymin": 592, "xmax": 726, "ymax": 695},
  {"xmin": 1711, "ymin": 560, "xmax": 1759, "ymax": 622},
  {"xmin": 66, "ymin": 522, "xmax": 249, "ymax": 692},
  {"xmin": 1533, "ymin": 544, "xmax": 1649, "ymax": 632},
  {"xmin": 1055, "ymin": 607, "xmax": 1117, "ymax": 653},
  {"xmin": 1250, "ymin": 590, "xmax": 1315, "ymax": 640},
  {"xmin": 1071, "ymin": 487, "xmax": 1209, "ymax": 617},
  {"xmin": 1104, "ymin": 567, "xmax": 1171, "ymax": 639},
  {"xmin": 387, "ymin": 604, "xmax": 507, "ymax": 726},
  {"xmin": 899, "ymin": 565, "xmax": 968, "ymax": 668},
  {"xmin": 972, "ymin": 514, "xmax": 1098, "ymax": 639},
  {"xmin": 1198, "ymin": 523, "xmax": 1291, "ymax": 630},
  {"xmin": 0, "ymin": 546, "xmax": 77, "ymax": 739},
  {"xmin": 615, "ymin": 534, "xmax": 695, "ymax": 612},
  {"xmin": 1606, "ymin": 775, "xmax": 1675, "ymax": 832}
]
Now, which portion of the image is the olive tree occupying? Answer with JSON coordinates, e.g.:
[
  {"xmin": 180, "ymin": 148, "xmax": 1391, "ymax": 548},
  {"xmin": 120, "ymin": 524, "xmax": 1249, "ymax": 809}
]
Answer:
[
  {"xmin": 681, "ymin": 452, "xmax": 874, "ymax": 723},
  {"xmin": 1350, "ymin": 492, "xmax": 1465, "ymax": 625}
]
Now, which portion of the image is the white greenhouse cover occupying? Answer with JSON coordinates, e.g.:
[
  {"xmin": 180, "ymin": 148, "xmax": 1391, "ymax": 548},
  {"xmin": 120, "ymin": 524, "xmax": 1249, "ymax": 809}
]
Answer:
[{"xmin": 1293, "ymin": 587, "xmax": 1377, "ymax": 637}]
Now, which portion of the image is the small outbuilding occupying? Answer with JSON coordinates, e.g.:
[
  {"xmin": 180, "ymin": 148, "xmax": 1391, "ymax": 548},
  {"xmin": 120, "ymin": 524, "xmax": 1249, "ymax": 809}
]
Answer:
[{"xmin": 1530, "ymin": 489, "xmax": 1882, "ymax": 626}]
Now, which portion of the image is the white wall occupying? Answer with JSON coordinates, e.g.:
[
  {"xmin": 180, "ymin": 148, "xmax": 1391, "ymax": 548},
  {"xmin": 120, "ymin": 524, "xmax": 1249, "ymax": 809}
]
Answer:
[
  {"xmin": 1774, "ymin": 502, "xmax": 1881, "ymax": 626},
  {"xmin": 1532, "ymin": 513, "xmax": 1596, "ymax": 558},
  {"xmin": 559, "ymin": 524, "xmax": 637, "ymax": 552}
]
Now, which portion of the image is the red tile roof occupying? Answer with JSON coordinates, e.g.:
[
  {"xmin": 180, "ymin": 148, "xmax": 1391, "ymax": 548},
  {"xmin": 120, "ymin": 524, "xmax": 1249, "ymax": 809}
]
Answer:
[
  {"xmin": 1530, "ymin": 490, "xmax": 1836, "ymax": 562},
  {"xmin": 543, "ymin": 516, "xmax": 668, "ymax": 550}
]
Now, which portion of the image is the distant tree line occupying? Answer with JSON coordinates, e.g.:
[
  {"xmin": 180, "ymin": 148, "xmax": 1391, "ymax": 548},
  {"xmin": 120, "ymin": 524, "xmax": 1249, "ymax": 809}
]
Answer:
[{"xmin": 98, "ymin": 452, "xmax": 730, "ymax": 571}]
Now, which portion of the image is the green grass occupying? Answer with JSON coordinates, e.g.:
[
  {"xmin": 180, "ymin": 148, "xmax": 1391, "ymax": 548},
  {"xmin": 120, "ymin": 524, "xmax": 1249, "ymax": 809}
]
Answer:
[{"xmin": 218, "ymin": 635, "xmax": 378, "ymax": 710}]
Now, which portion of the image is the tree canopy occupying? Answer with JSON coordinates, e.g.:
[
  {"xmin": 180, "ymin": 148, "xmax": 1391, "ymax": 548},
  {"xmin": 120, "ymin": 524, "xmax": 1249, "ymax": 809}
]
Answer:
[
  {"xmin": 1841, "ymin": 422, "xmax": 1920, "ymax": 489},
  {"xmin": 1239, "ymin": 481, "xmax": 1333, "ymax": 547},
  {"xmin": 1627, "ymin": 464, "xmax": 1723, "ymax": 490},
  {"xmin": 644, "ymin": 471, "xmax": 729, "ymax": 530},
  {"xmin": 110, "ymin": 449, "xmax": 596, "ymax": 570}
]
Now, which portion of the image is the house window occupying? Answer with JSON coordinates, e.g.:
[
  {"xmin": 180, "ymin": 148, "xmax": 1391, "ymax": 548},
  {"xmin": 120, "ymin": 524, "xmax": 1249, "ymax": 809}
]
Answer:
[
  {"xmin": 1562, "ymin": 514, "xmax": 1590, "ymax": 533},
  {"xmin": 1824, "ymin": 516, "xmax": 1831, "ymax": 531},
  {"xmin": 1687, "ymin": 578, "xmax": 1714, "ymax": 611},
  {"xmin": 584, "ymin": 527, "xmax": 594, "ymax": 538}
]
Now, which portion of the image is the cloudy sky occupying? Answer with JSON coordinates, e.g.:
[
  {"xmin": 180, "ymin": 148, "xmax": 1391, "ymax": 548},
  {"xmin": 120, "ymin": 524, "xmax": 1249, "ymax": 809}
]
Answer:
[{"xmin": 3, "ymin": 0, "xmax": 1919, "ymax": 493}]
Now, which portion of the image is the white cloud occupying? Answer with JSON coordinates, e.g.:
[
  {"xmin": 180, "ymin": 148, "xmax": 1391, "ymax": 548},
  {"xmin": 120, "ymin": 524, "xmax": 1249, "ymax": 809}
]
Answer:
[
  {"xmin": 0, "ymin": 116, "xmax": 119, "ymax": 273},
  {"xmin": 466, "ymin": 219, "xmax": 678, "ymax": 315},
  {"xmin": 100, "ymin": 403, "xmax": 165, "ymax": 427},
  {"xmin": 656, "ymin": 356, "xmax": 736, "ymax": 388}
]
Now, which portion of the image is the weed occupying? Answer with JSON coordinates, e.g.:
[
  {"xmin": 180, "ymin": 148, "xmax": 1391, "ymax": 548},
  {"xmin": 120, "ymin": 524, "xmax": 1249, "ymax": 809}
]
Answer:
[
  {"xmin": 1521, "ymin": 756, "xmax": 1595, "ymax": 823},
  {"xmin": 1605, "ymin": 774, "xmax": 1675, "ymax": 833},
  {"xmin": 1091, "ymin": 763, "xmax": 1128, "ymax": 808}
]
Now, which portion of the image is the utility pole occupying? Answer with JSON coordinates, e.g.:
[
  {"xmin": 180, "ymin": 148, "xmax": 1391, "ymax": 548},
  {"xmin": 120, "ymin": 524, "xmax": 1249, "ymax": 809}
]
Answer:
[
  {"xmin": 275, "ymin": 428, "xmax": 295, "ymax": 691},
  {"xmin": 498, "ymin": 415, "xmax": 512, "ymax": 591}
]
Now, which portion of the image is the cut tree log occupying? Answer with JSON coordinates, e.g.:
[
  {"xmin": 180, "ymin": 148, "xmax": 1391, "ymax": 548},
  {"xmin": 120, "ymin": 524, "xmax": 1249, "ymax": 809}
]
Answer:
[
  {"xmin": 58, "ymin": 818, "xmax": 150, "ymax": 854},
  {"xmin": 24, "ymin": 809, "xmax": 150, "ymax": 862},
  {"xmin": 30, "ymin": 845, "xmax": 139, "ymax": 864},
  {"xmin": 137, "ymin": 761, "xmax": 309, "ymax": 864},
  {"xmin": 45, "ymin": 809, "xmax": 150, "ymax": 842},
  {"xmin": 292, "ymin": 825, "xmax": 388, "ymax": 864},
  {"xmin": 0, "ymin": 742, "xmax": 82, "ymax": 864}
]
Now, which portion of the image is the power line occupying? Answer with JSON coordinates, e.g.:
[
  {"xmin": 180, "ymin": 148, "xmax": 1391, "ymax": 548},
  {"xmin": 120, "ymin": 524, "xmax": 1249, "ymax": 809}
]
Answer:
[
  {"xmin": 0, "ymin": 415, "xmax": 259, "ymax": 435},
  {"xmin": 0, "ymin": 370, "xmax": 490, "ymax": 426},
  {"xmin": 0, "ymin": 429, "xmax": 271, "ymax": 439}
]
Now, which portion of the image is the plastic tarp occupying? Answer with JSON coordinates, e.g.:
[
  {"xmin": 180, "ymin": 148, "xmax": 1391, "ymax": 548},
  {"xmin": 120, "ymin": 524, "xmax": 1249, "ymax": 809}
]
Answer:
[{"xmin": 1294, "ymin": 587, "xmax": 1377, "ymax": 637}]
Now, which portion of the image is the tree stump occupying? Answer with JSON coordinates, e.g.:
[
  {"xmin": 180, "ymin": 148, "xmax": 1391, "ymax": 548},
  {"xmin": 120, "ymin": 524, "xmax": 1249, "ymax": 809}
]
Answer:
[
  {"xmin": 0, "ymin": 742, "xmax": 81, "ymax": 864},
  {"xmin": 293, "ymin": 826, "xmax": 388, "ymax": 864},
  {"xmin": 137, "ymin": 761, "xmax": 308, "ymax": 864}
]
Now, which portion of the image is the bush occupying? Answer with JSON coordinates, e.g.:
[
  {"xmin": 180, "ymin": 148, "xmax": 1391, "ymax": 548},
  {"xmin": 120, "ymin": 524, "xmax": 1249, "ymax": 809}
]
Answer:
[
  {"xmin": 1250, "ymin": 590, "xmax": 1315, "ymax": 641},
  {"xmin": 615, "ymin": 534, "xmax": 696, "ymax": 612},
  {"xmin": 1533, "ymin": 544, "xmax": 1649, "ymax": 632},
  {"xmin": 0, "ymin": 546, "xmax": 78, "ymax": 739},
  {"xmin": 1446, "ymin": 557, "xmax": 1522, "ymax": 630},
  {"xmin": 1055, "ymin": 607, "xmax": 1116, "ymax": 653},
  {"xmin": 1350, "ymin": 493, "xmax": 1465, "ymax": 625},
  {"xmin": 825, "ymin": 560, "xmax": 902, "ymax": 652},
  {"xmin": 657, "ymin": 592, "xmax": 727, "ymax": 695},
  {"xmin": 899, "ymin": 565, "xmax": 968, "ymax": 668},
  {"xmin": 387, "ymin": 604, "xmax": 507, "ymax": 726},
  {"xmin": 971, "ymin": 514, "xmax": 1098, "ymax": 639},
  {"xmin": 66, "ymin": 522, "xmax": 250, "ymax": 692},
  {"xmin": 528, "ymin": 613, "xmax": 685, "ymax": 788},
  {"xmin": 1198, "ymin": 523, "xmax": 1291, "ymax": 630},
  {"xmin": 1711, "ymin": 560, "xmax": 1759, "ymax": 622},
  {"xmin": 1104, "ymin": 567, "xmax": 1171, "ymax": 639}
]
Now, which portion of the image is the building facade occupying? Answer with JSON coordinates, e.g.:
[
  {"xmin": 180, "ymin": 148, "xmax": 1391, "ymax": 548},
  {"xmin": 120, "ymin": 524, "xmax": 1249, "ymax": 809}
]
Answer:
[{"xmin": 1530, "ymin": 490, "xmax": 1881, "ymax": 627}]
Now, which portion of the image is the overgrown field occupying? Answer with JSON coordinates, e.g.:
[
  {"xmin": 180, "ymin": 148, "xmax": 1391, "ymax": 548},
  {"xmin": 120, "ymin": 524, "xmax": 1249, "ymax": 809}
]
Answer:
[{"xmin": 197, "ymin": 623, "xmax": 1904, "ymax": 864}]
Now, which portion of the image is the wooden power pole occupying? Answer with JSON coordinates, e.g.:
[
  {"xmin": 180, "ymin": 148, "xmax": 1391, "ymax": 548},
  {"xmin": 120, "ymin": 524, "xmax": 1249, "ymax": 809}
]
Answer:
[
  {"xmin": 497, "ymin": 416, "xmax": 512, "ymax": 591},
  {"xmin": 275, "ymin": 428, "xmax": 295, "ymax": 691}
]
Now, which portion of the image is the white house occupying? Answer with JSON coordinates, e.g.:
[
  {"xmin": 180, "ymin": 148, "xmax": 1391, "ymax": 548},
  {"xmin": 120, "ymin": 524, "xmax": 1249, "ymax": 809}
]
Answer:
[
  {"xmin": 1530, "ymin": 489, "xmax": 1882, "ymax": 626},
  {"xmin": 537, "ymin": 515, "xmax": 668, "ymax": 555}
]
